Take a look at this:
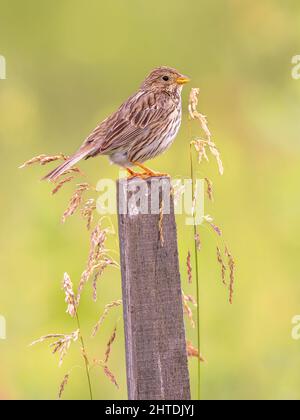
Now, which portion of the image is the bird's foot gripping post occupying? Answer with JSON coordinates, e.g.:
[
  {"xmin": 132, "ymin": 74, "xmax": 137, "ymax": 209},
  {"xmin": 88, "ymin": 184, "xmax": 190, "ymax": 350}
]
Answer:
[
  {"xmin": 126, "ymin": 163, "xmax": 170, "ymax": 180},
  {"xmin": 117, "ymin": 176, "xmax": 191, "ymax": 400}
]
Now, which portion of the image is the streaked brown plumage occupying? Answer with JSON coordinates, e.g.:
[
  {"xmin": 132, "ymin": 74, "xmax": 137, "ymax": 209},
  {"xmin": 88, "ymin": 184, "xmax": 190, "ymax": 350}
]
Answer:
[{"xmin": 44, "ymin": 66, "xmax": 190, "ymax": 181}]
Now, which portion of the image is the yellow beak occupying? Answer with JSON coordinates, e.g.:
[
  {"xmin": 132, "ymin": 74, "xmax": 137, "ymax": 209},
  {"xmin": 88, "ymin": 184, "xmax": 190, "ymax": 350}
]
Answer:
[{"xmin": 176, "ymin": 76, "xmax": 190, "ymax": 85}]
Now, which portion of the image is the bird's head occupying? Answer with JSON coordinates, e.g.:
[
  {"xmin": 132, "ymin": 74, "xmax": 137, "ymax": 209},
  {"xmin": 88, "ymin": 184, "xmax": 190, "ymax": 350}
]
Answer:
[{"xmin": 141, "ymin": 66, "xmax": 190, "ymax": 94}]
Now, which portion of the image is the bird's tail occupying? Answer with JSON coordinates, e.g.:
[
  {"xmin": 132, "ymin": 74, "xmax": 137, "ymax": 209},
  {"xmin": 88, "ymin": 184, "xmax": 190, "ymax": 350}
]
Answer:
[{"xmin": 42, "ymin": 148, "xmax": 91, "ymax": 181}]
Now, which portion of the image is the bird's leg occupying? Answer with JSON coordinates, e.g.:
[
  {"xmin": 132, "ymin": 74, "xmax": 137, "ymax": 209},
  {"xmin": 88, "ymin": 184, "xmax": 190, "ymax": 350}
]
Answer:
[
  {"xmin": 133, "ymin": 162, "xmax": 170, "ymax": 178},
  {"xmin": 125, "ymin": 167, "xmax": 143, "ymax": 179}
]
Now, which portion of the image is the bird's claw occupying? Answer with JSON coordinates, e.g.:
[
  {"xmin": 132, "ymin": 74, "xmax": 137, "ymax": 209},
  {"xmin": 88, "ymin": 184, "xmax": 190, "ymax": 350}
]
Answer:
[
  {"xmin": 126, "ymin": 162, "xmax": 170, "ymax": 180},
  {"xmin": 126, "ymin": 171, "xmax": 170, "ymax": 180}
]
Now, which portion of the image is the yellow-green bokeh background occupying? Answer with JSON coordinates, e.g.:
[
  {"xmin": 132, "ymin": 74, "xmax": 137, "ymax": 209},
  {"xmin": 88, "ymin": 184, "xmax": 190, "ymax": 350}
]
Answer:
[{"xmin": 1, "ymin": 0, "xmax": 300, "ymax": 400}]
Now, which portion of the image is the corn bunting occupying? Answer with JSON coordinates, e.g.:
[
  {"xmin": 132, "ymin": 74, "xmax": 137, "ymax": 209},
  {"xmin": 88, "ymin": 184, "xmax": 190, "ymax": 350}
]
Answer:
[{"xmin": 44, "ymin": 66, "xmax": 190, "ymax": 181}]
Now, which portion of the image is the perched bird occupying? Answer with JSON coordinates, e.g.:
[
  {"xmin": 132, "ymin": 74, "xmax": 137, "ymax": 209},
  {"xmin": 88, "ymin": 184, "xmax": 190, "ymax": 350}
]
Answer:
[{"xmin": 43, "ymin": 66, "xmax": 190, "ymax": 181}]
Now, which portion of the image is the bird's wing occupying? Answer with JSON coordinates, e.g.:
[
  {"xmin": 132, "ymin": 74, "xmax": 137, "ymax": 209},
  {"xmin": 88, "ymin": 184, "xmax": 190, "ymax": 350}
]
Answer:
[{"xmin": 83, "ymin": 90, "xmax": 174, "ymax": 157}]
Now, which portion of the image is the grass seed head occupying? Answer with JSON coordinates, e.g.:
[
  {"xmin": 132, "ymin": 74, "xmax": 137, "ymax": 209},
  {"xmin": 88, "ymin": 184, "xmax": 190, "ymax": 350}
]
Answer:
[
  {"xmin": 92, "ymin": 300, "xmax": 122, "ymax": 338},
  {"xmin": 58, "ymin": 374, "xmax": 70, "ymax": 400}
]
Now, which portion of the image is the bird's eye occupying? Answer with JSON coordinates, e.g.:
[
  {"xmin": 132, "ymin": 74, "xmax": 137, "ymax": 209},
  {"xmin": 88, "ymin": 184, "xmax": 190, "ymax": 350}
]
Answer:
[{"xmin": 162, "ymin": 76, "xmax": 169, "ymax": 81}]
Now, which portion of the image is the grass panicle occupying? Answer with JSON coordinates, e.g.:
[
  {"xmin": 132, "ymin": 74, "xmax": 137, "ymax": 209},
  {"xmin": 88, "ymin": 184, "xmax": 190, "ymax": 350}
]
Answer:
[
  {"xmin": 194, "ymin": 231, "xmax": 201, "ymax": 251},
  {"xmin": 62, "ymin": 183, "xmax": 91, "ymax": 223},
  {"xmin": 23, "ymin": 161, "xmax": 120, "ymax": 400},
  {"xmin": 19, "ymin": 153, "xmax": 68, "ymax": 169},
  {"xmin": 187, "ymin": 251, "xmax": 192, "ymax": 284},
  {"xmin": 92, "ymin": 300, "xmax": 122, "ymax": 338},
  {"xmin": 30, "ymin": 330, "xmax": 79, "ymax": 367},
  {"xmin": 81, "ymin": 199, "xmax": 97, "ymax": 230},
  {"xmin": 77, "ymin": 222, "xmax": 118, "ymax": 304},
  {"xmin": 205, "ymin": 177, "xmax": 214, "ymax": 201},
  {"xmin": 182, "ymin": 290, "xmax": 196, "ymax": 329},
  {"xmin": 92, "ymin": 326, "xmax": 119, "ymax": 389},
  {"xmin": 203, "ymin": 215, "xmax": 222, "ymax": 237},
  {"xmin": 225, "ymin": 246, "xmax": 236, "ymax": 304},
  {"xmin": 189, "ymin": 88, "xmax": 224, "ymax": 176},
  {"xmin": 58, "ymin": 374, "xmax": 70, "ymax": 400},
  {"xmin": 52, "ymin": 176, "xmax": 76, "ymax": 195},
  {"xmin": 216, "ymin": 247, "xmax": 227, "ymax": 286},
  {"xmin": 186, "ymin": 341, "xmax": 206, "ymax": 363},
  {"xmin": 62, "ymin": 272, "xmax": 77, "ymax": 318},
  {"xmin": 104, "ymin": 326, "xmax": 117, "ymax": 364},
  {"xmin": 187, "ymin": 87, "xmax": 236, "ymax": 400}
]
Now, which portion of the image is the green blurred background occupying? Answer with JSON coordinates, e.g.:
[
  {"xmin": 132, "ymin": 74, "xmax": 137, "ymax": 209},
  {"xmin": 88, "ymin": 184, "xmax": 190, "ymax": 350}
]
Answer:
[{"xmin": 1, "ymin": 0, "xmax": 300, "ymax": 400}]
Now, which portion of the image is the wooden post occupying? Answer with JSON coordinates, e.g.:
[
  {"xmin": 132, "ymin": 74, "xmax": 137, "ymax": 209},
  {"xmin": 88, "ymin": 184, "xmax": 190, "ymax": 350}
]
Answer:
[{"xmin": 117, "ymin": 176, "xmax": 191, "ymax": 400}]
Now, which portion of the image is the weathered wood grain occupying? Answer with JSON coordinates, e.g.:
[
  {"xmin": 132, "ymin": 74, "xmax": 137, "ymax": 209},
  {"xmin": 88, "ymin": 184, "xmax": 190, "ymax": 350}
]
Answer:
[{"xmin": 117, "ymin": 176, "xmax": 190, "ymax": 400}]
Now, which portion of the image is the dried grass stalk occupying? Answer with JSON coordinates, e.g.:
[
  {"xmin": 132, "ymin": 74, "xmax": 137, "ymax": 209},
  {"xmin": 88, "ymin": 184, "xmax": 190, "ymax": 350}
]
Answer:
[
  {"xmin": 57, "ymin": 167, "xmax": 82, "ymax": 177},
  {"xmin": 182, "ymin": 291, "xmax": 195, "ymax": 328},
  {"xmin": 56, "ymin": 167, "xmax": 83, "ymax": 181},
  {"xmin": 187, "ymin": 251, "xmax": 192, "ymax": 283},
  {"xmin": 186, "ymin": 340, "xmax": 206, "ymax": 363},
  {"xmin": 205, "ymin": 177, "xmax": 214, "ymax": 201},
  {"xmin": 194, "ymin": 231, "xmax": 201, "ymax": 251},
  {"xmin": 188, "ymin": 89, "xmax": 211, "ymax": 138},
  {"xmin": 91, "ymin": 258, "xmax": 117, "ymax": 302},
  {"xmin": 83, "ymin": 224, "xmax": 107, "ymax": 286},
  {"xmin": 19, "ymin": 153, "xmax": 68, "ymax": 169},
  {"xmin": 203, "ymin": 215, "xmax": 222, "ymax": 237},
  {"xmin": 80, "ymin": 346, "xmax": 90, "ymax": 368},
  {"xmin": 103, "ymin": 365, "xmax": 119, "ymax": 389},
  {"xmin": 62, "ymin": 183, "xmax": 90, "ymax": 223},
  {"xmin": 93, "ymin": 353, "xmax": 119, "ymax": 390},
  {"xmin": 52, "ymin": 176, "xmax": 76, "ymax": 195},
  {"xmin": 225, "ymin": 246, "xmax": 235, "ymax": 304},
  {"xmin": 172, "ymin": 180, "xmax": 185, "ymax": 206},
  {"xmin": 189, "ymin": 88, "xmax": 224, "ymax": 175},
  {"xmin": 58, "ymin": 373, "xmax": 70, "ymax": 400},
  {"xmin": 77, "ymin": 223, "xmax": 118, "ymax": 304},
  {"xmin": 192, "ymin": 138, "xmax": 209, "ymax": 163},
  {"xmin": 92, "ymin": 300, "xmax": 122, "ymax": 337},
  {"xmin": 216, "ymin": 247, "xmax": 227, "ymax": 286},
  {"xmin": 81, "ymin": 199, "xmax": 96, "ymax": 230},
  {"xmin": 104, "ymin": 326, "xmax": 117, "ymax": 364},
  {"xmin": 192, "ymin": 139, "xmax": 224, "ymax": 176},
  {"xmin": 30, "ymin": 329, "xmax": 79, "ymax": 367},
  {"xmin": 185, "ymin": 294, "xmax": 197, "ymax": 307},
  {"xmin": 52, "ymin": 167, "xmax": 84, "ymax": 195},
  {"xmin": 191, "ymin": 181, "xmax": 197, "ymax": 218},
  {"xmin": 62, "ymin": 272, "xmax": 77, "ymax": 318}
]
